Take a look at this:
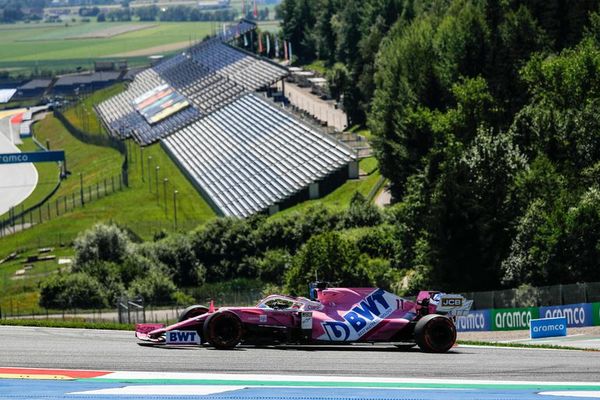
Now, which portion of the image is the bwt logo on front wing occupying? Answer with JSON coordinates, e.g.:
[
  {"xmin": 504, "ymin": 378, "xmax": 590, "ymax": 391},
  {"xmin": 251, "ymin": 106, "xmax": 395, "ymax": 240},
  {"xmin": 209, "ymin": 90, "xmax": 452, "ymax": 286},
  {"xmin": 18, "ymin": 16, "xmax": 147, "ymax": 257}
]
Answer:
[
  {"xmin": 320, "ymin": 288, "xmax": 397, "ymax": 341},
  {"xmin": 165, "ymin": 330, "xmax": 201, "ymax": 344}
]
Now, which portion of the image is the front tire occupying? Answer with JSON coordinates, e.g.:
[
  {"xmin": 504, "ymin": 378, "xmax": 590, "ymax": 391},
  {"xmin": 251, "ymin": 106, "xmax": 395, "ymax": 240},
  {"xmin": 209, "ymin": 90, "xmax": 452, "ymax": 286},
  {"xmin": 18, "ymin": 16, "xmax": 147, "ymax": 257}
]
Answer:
[
  {"xmin": 394, "ymin": 343, "xmax": 416, "ymax": 350},
  {"xmin": 178, "ymin": 305, "xmax": 209, "ymax": 322},
  {"xmin": 203, "ymin": 312, "xmax": 243, "ymax": 349},
  {"xmin": 414, "ymin": 314, "xmax": 456, "ymax": 353}
]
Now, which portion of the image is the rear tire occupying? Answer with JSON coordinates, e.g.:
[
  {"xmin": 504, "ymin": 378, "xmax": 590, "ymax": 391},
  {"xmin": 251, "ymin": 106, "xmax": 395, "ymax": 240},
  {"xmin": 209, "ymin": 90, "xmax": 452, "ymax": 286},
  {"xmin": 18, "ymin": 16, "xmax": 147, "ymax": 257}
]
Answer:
[
  {"xmin": 414, "ymin": 314, "xmax": 456, "ymax": 353},
  {"xmin": 178, "ymin": 305, "xmax": 209, "ymax": 322},
  {"xmin": 203, "ymin": 312, "xmax": 243, "ymax": 349}
]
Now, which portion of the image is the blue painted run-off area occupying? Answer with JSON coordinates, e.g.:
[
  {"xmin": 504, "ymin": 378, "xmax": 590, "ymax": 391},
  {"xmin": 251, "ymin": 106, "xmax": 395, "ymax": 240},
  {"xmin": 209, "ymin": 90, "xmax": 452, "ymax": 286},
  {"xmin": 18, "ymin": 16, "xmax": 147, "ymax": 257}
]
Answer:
[{"xmin": 0, "ymin": 379, "xmax": 595, "ymax": 400}]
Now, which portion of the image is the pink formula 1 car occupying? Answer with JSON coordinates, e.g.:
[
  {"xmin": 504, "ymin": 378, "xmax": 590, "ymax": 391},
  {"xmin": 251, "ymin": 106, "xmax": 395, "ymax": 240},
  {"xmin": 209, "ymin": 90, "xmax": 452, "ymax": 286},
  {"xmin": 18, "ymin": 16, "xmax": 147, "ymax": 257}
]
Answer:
[{"xmin": 135, "ymin": 283, "xmax": 472, "ymax": 353}]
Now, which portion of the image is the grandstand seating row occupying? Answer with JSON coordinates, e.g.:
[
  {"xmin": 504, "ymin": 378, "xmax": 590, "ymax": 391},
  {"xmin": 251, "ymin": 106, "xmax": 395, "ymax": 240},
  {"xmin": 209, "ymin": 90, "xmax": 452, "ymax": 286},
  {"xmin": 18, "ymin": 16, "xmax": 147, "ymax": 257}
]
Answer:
[
  {"xmin": 96, "ymin": 68, "xmax": 205, "ymax": 144},
  {"xmin": 161, "ymin": 93, "xmax": 355, "ymax": 217},
  {"xmin": 97, "ymin": 22, "xmax": 287, "ymax": 145},
  {"xmin": 190, "ymin": 39, "xmax": 286, "ymax": 90}
]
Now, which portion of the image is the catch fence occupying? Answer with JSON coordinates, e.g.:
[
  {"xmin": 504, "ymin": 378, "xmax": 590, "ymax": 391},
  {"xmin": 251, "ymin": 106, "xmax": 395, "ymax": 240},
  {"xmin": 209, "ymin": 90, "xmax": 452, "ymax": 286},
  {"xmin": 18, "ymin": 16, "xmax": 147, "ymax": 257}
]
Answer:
[
  {"xmin": 464, "ymin": 282, "xmax": 600, "ymax": 310},
  {"xmin": 0, "ymin": 173, "xmax": 126, "ymax": 238}
]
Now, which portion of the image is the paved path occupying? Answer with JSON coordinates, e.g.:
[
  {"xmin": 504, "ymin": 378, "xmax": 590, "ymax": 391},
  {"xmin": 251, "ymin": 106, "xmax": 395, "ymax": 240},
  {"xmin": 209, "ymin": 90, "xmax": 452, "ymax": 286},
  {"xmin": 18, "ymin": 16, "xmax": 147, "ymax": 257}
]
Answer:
[
  {"xmin": 0, "ymin": 109, "xmax": 38, "ymax": 216},
  {"xmin": 374, "ymin": 184, "xmax": 392, "ymax": 208}
]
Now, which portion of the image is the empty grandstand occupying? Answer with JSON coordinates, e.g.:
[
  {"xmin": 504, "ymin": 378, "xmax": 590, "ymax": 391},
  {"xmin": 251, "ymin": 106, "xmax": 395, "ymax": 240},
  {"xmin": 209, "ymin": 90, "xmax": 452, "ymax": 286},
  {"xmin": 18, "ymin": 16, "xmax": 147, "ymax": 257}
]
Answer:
[
  {"xmin": 162, "ymin": 93, "xmax": 357, "ymax": 218},
  {"xmin": 96, "ymin": 19, "xmax": 357, "ymax": 217}
]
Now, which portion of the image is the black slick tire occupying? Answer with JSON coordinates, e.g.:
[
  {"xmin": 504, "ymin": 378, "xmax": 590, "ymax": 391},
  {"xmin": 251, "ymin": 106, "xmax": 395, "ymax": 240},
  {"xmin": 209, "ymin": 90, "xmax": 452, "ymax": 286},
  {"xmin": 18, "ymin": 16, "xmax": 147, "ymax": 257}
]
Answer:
[
  {"xmin": 178, "ymin": 305, "xmax": 209, "ymax": 322},
  {"xmin": 203, "ymin": 311, "xmax": 243, "ymax": 349},
  {"xmin": 414, "ymin": 314, "xmax": 457, "ymax": 353}
]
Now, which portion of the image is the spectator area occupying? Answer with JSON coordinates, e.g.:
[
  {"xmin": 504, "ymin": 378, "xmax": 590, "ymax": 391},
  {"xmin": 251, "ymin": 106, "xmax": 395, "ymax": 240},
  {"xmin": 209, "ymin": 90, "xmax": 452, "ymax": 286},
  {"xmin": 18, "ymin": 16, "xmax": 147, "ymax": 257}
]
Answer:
[{"xmin": 161, "ymin": 94, "xmax": 356, "ymax": 217}]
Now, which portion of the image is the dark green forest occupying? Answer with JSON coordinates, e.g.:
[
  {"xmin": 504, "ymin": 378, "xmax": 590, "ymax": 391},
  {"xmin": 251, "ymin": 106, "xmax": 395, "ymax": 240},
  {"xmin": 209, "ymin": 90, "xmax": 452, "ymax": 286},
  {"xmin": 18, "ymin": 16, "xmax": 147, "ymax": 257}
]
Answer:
[{"xmin": 279, "ymin": 0, "xmax": 600, "ymax": 290}]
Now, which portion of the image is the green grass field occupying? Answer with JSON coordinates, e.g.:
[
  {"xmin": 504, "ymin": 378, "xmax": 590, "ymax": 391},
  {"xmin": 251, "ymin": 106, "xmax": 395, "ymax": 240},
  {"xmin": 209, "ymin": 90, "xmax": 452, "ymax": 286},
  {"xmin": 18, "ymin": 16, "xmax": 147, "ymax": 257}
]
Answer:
[
  {"xmin": 278, "ymin": 158, "xmax": 382, "ymax": 215},
  {"xmin": 0, "ymin": 82, "xmax": 216, "ymax": 250},
  {"xmin": 0, "ymin": 21, "xmax": 214, "ymax": 74}
]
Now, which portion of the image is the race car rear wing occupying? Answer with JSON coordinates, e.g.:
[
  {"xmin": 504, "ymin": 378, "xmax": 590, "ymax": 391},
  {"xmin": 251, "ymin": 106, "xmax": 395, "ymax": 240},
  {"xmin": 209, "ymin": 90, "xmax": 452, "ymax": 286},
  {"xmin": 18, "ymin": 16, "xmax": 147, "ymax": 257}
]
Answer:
[{"xmin": 432, "ymin": 294, "xmax": 473, "ymax": 317}]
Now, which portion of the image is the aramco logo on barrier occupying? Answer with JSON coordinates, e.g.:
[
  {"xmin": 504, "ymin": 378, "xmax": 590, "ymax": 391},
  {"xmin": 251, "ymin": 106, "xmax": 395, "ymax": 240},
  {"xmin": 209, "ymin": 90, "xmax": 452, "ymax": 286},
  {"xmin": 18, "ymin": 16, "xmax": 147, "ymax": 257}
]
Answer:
[
  {"xmin": 492, "ymin": 307, "xmax": 539, "ymax": 331},
  {"xmin": 0, "ymin": 151, "xmax": 65, "ymax": 164},
  {"xmin": 456, "ymin": 310, "xmax": 491, "ymax": 332},
  {"xmin": 540, "ymin": 304, "xmax": 592, "ymax": 327},
  {"xmin": 530, "ymin": 317, "xmax": 567, "ymax": 339}
]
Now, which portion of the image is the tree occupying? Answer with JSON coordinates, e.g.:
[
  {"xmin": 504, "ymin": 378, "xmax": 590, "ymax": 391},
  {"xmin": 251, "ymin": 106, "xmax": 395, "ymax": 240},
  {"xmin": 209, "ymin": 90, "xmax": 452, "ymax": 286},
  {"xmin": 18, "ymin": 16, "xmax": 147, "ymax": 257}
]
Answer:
[
  {"xmin": 135, "ymin": 5, "xmax": 159, "ymax": 21},
  {"xmin": 432, "ymin": 1, "xmax": 490, "ymax": 96},
  {"xmin": 370, "ymin": 15, "xmax": 439, "ymax": 197},
  {"xmin": 285, "ymin": 231, "xmax": 372, "ymax": 295},
  {"xmin": 426, "ymin": 128, "xmax": 528, "ymax": 290},
  {"xmin": 314, "ymin": 0, "xmax": 337, "ymax": 65},
  {"xmin": 143, "ymin": 234, "xmax": 205, "ymax": 286},
  {"xmin": 335, "ymin": 0, "xmax": 362, "ymax": 68}
]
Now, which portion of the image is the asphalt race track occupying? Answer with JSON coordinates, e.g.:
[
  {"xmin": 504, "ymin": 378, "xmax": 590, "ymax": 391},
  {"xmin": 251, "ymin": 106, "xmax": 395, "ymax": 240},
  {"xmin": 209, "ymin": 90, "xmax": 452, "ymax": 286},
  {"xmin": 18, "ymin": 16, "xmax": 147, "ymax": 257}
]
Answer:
[
  {"xmin": 1, "ymin": 326, "xmax": 600, "ymax": 381},
  {"xmin": 0, "ymin": 111, "xmax": 38, "ymax": 216}
]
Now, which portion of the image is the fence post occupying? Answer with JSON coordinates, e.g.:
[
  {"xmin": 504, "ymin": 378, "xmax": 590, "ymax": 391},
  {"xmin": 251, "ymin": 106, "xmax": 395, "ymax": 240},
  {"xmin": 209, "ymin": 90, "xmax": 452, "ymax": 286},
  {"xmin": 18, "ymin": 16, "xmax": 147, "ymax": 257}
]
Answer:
[
  {"xmin": 47, "ymin": 202, "xmax": 51, "ymax": 220},
  {"xmin": 39, "ymin": 207, "xmax": 42, "ymax": 223},
  {"xmin": 79, "ymin": 172, "xmax": 84, "ymax": 206}
]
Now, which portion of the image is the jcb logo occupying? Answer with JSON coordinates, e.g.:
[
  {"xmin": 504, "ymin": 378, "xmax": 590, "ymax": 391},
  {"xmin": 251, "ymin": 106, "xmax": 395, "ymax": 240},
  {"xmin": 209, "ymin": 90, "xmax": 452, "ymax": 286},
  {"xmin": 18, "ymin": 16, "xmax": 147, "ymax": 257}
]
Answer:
[{"xmin": 441, "ymin": 298, "xmax": 463, "ymax": 307}]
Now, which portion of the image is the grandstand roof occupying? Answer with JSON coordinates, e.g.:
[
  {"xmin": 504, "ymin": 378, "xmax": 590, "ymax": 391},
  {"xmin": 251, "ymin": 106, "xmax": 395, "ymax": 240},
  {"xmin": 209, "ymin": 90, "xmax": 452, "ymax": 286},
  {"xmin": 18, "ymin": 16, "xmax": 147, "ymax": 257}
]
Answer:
[
  {"xmin": 161, "ymin": 93, "xmax": 356, "ymax": 218},
  {"xmin": 18, "ymin": 79, "xmax": 52, "ymax": 90},
  {"xmin": 55, "ymin": 72, "xmax": 120, "ymax": 87},
  {"xmin": 0, "ymin": 89, "xmax": 16, "ymax": 104}
]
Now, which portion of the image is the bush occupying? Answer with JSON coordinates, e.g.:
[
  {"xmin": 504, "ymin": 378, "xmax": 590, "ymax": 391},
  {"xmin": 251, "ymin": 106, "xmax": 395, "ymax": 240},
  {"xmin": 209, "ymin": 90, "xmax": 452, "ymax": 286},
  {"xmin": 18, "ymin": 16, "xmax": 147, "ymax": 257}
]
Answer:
[
  {"xmin": 39, "ymin": 273, "xmax": 107, "ymax": 309},
  {"xmin": 74, "ymin": 223, "xmax": 131, "ymax": 266},
  {"xmin": 257, "ymin": 249, "xmax": 292, "ymax": 284},
  {"xmin": 141, "ymin": 234, "xmax": 205, "ymax": 286},
  {"xmin": 128, "ymin": 268, "xmax": 178, "ymax": 306},
  {"xmin": 342, "ymin": 192, "xmax": 383, "ymax": 228}
]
